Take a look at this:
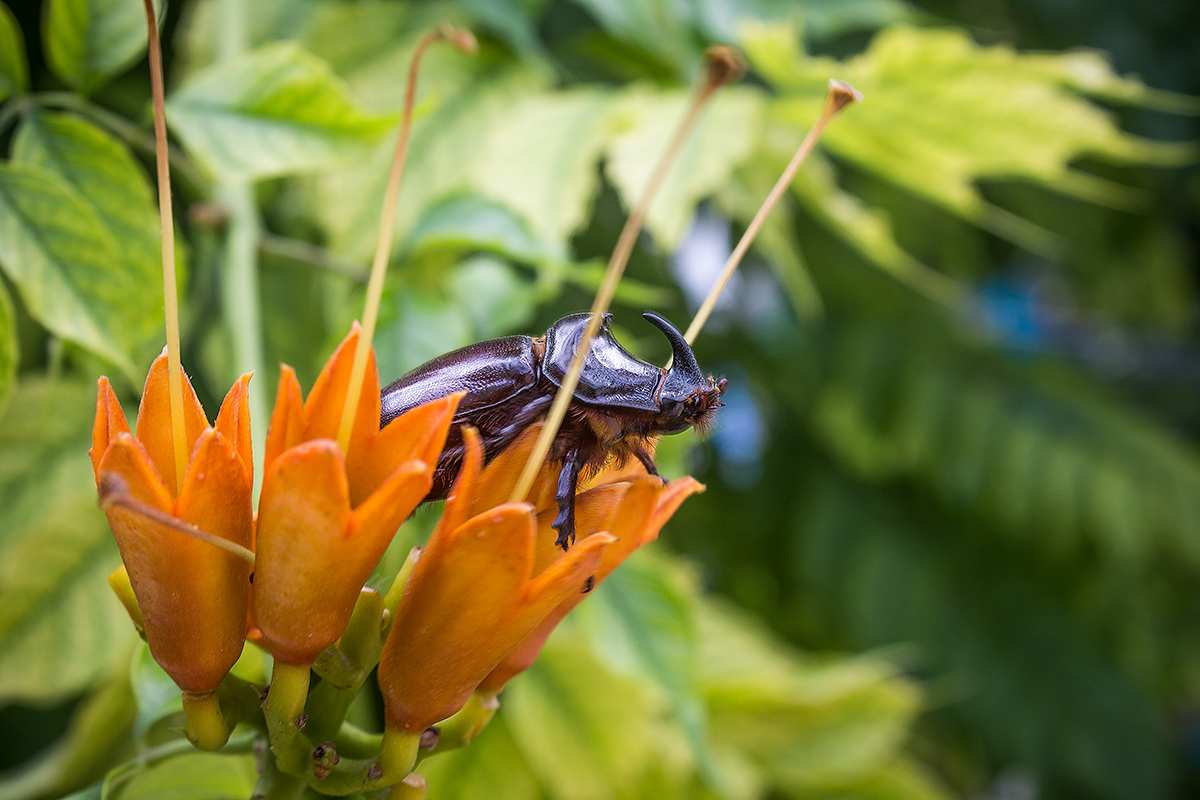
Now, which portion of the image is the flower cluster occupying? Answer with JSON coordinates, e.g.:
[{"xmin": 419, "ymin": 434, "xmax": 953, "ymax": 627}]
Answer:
[{"xmin": 90, "ymin": 325, "xmax": 701, "ymax": 788}]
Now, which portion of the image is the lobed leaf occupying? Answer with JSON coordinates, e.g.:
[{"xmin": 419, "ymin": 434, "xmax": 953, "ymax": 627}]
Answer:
[
  {"xmin": 741, "ymin": 21, "xmax": 1187, "ymax": 250},
  {"xmin": 606, "ymin": 86, "xmax": 764, "ymax": 251}
]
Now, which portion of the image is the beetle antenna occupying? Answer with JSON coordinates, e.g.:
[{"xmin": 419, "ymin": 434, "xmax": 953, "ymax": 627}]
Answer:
[
  {"xmin": 337, "ymin": 25, "xmax": 478, "ymax": 454},
  {"xmin": 681, "ymin": 79, "xmax": 861, "ymax": 349},
  {"xmin": 142, "ymin": 0, "xmax": 189, "ymax": 494},
  {"xmin": 509, "ymin": 46, "xmax": 746, "ymax": 505}
]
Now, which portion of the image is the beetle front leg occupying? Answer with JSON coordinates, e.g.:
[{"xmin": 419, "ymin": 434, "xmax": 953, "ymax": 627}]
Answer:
[
  {"xmin": 552, "ymin": 449, "xmax": 583, "ymax": 550},
  {"xmin": 635, "ymin": 448, "xmax": 660, "ymax": 478}
]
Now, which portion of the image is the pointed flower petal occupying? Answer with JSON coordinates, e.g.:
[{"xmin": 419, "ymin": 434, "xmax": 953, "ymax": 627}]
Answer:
[
  {"xmin": 98, "ymin": 426, "xmax": 252, "ymax": 693},
  {"xmin": 135, "ymin": 351, "xmax": 209, "ymax": 495},
  {"xmin": 253, "ymin": 329, "xmax": 459, "ymax": 665}
]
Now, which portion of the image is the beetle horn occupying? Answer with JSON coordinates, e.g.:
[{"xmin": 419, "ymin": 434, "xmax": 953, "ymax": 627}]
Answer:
[{"xmin": 643, "ymin": 312, "xmax": 705, "ymax": 401}]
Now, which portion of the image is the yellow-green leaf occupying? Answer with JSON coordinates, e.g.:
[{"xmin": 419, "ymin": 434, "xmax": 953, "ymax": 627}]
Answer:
[
  {"xmin": 742, "ymin": 21, "xmax": 1189, "ymax": 243},
  {"xmin": 166, "ymin": 42, "xmax": 396, "ymax": 180},
  {"xmin": 606, "ymin": 87, "xmax": 763, "ymax": 250}
]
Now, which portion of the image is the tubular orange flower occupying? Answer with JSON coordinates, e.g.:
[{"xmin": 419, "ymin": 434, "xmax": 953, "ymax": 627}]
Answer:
[
  {"xmin": 479, "ymin": 429, "xmax": 703, "ymax": 693},
  {"xmin": 90, "ymin": 354, "xmax": 254, "ymax": 694},
  {"xmin": 253, "ymin": 325, "xmax": 460, "ymax": 665},
  {"xmin": 378, "ymin": 427, "xmax": 614, "ymax": 734}
]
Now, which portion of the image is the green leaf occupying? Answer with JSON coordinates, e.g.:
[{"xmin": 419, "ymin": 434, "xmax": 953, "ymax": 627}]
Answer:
[
  {"xmin": 794, "ymin": 469, "xmax": 1171, "ymax": 800},
  {"xmin": 0, "ymin": 379, "xmax": 135, "ymax": 703},
  {"xmin": 314, "ymin": 68, "xmax": 539, "ymax": 260},
  {"xmin": 166, "ymin": 42, "xmax": 395, "ymax": 180},
  {"xmin": 471, "ymin": 89, "xmax": 617, "ymax": 249},
  {"xmin": 741, "ymin": 22, "xmax": 1189, "ymax": 248},
  {"xmin": 807, "ymin": 321, "xmax": 1200, "ymax": 569},
  {"xmin": 0, "ymin": 162, "xmax": 147, "ymax": 379},
  {"xmin": 373, "ymin": 287, "xmax": 473, "ymax": 379},
  {"xmin": 571, "ymin": 551, "xmax": 712, "ymax": 778},
  {"xmin": 129, "ymin": 644, "xmax": 182, "ymax": 740},
  {"xmin": 0, "ymin": 673, "xmax": 135, "ymax": 800},
  {"xmin": 446, "ymin": 256, "xmax": 538, "ymax": 339},
  {"xmin": 105, "ymin": 752, "xmax": 257, "ymax": 800},
  {"xmin": 43, "ymin": 0, "xmax": 160, "ymax": 95},
  {"xmin": 605, "ymin": 87, "xmax": 763, "ymax": 251},
  {"xmin": 0, "ymin": 280, "xmax": 15, "ymax": 413},
  {"xmin": 13, "ymin": 110, "xmax": 166, "ymax": 369},
  {"xmin": 418, "ymin": 717, "xmax": 541, "ymax": 800},
  {"xmin": 503, "ymin": 635, "xmax": 658, "ymax": 800},
  {"xmin": 698, "ymin": 600, "xmax": 920, "ymax": 793},
  {"xmin": 0, "ymin": 2, "xmax": 28, "ymax": 99},
  {"xmin": 566, "ymin": 0, "xmax": 700, "ymax": 75},
  {"xmin": 406, "ymin": 194, "xmax": 555, "ymax": 267}
]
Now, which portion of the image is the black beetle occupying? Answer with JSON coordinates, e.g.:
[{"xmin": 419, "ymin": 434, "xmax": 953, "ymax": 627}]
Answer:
[{"xmin": 380, "ymin": 311, "xmax": 725, "ymax": 549}]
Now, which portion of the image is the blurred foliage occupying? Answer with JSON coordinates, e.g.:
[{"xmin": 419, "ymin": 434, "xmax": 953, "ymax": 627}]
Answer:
[{"xmin": 0, "ymin": 0, "xmax": 1197, "ymax": 799}]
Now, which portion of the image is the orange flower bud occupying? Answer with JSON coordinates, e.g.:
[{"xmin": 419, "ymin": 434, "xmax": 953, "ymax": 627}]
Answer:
[
  {"xmin": 90, "ymin": 355, "xmax": 254, "ymax": 694},
  {"xmin": 378, "ymin": 428, "xmax": 613, "ymax": 734},
  {"xmin": 252, "ymin": 325, "xmax": 460, "ymax": 665}
]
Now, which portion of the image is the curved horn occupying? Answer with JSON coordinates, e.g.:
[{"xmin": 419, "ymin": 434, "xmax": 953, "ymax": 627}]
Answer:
[{"xmin": 643, "ymin": 312, "xmax": 704, "ymax": 401}]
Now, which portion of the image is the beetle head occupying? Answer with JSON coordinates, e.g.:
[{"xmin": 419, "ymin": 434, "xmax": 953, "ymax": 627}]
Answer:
[{"xmin": 644, "ymin": 312, "xmax": 726, "ymax": 436}]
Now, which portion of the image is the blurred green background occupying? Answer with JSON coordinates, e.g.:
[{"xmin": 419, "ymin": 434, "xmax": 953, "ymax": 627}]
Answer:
[{"xmin": 0, "ymin": 0, "xmax": 1197, "ymax": 798}]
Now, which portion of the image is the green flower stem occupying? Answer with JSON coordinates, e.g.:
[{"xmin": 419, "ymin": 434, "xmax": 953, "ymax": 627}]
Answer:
[
  {"xmin": 383, "ymin": 548, "xmax": 421, "ymax": 619},
  {"xmin": 331, "ymin": 722, "xmax": 383, "ymax": 759},
  {"xmin": 265, "ymin": 661, "xmax": 417, "ymax": 793},
  {"xmin": 254, "ymin": 754, "xmax": 309, "ymax": 800},
  {"xmin": 385, "ymin": 773, "xmax": 428, "ymax": 800},
  {"xmin": 264, "ymin": 660, "xmax": 312, "ymax": 775},
  {"xmin": 181, "ymin": 690, "xmax": 232, "ymax": 751},
  {"xmin": 306, "ymin": 590, "xmax": 387, "ymax": 740},
  {"xmin": 421, "ymin": 691, "xmax": 498, "ymax": 758},
  {"xmin": 379, "ymin": 729, "xmax": 421, "ymax": 778},
  {"xmin": 303, "ymin": 677, "xmax": 363, "ymax": 743},
  {"xmin": 340, "ymin": 589, "xmax": 386, "ymax": 669},
  {"xmin": 221, "ymin": 674, "xmax": 268, "ymax": 732}
]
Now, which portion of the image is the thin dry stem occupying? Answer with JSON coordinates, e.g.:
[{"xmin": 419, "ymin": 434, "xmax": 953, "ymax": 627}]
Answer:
[
  {"xmin": 337, "ymin": 26, "xmax": 478, "ymax": 454},
  {"xmin": 143, "ymin": 0, "xmax": 187, "ymax": 493},
  {"xmin": 98, "ymin": 473, "xmax": 256, "ymax": 565},
  {"xmin": 509, "ymin": 47, "xmax": 743, "ymax": 504},
  {"xmin": 682, "ymin": 79, "xmax": 861, "ymax": 346}
]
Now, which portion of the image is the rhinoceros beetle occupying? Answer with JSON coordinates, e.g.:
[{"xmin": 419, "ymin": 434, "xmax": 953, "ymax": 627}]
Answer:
[{"xmin": 380, "ymin": 311, "xmax": 725, "ymax": 549}]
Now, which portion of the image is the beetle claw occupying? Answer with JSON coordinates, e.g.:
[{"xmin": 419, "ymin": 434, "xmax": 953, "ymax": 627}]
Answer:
[{"xmin": 552, "ymin": 517, "xmax": 575, "ymax": 551}]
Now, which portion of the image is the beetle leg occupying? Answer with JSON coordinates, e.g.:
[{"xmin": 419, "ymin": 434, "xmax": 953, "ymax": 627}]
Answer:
[
  {"xmin": 635, "ymin": 448, "xmax": 660, "ymax": 478},
  {"xmin": 553, "ymin": 449, "xmax": 583, "ymax": 550},
  {"xmin": 484, "ymin": 394, "xmax": 553, "ymax": 457},
  {"xmin": 434, "ymin": 395, "xmax": 554, "ymax": 467}
]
